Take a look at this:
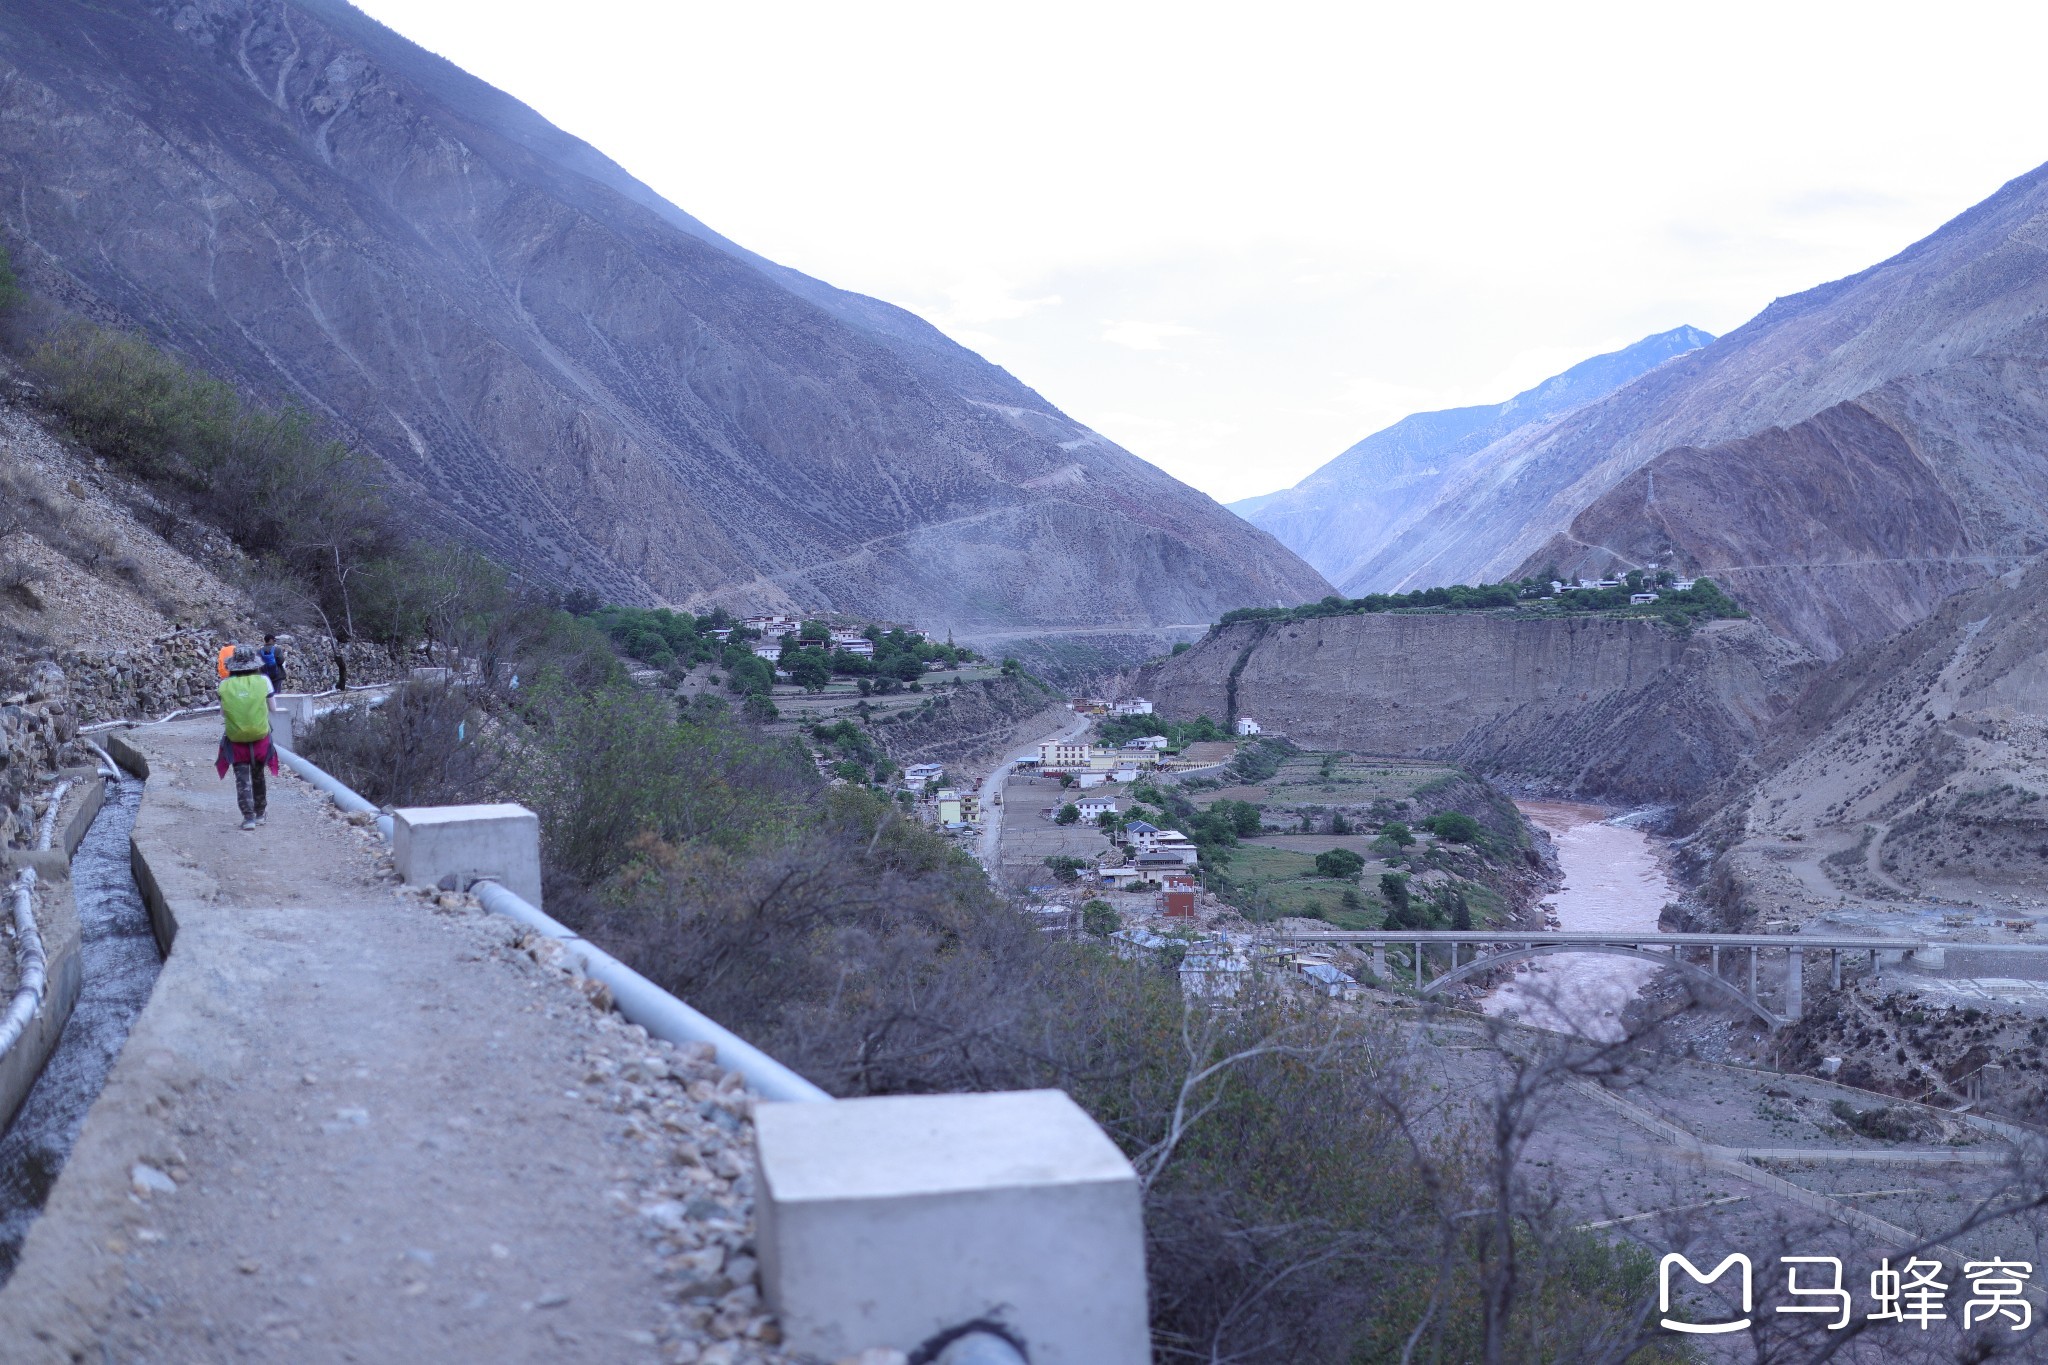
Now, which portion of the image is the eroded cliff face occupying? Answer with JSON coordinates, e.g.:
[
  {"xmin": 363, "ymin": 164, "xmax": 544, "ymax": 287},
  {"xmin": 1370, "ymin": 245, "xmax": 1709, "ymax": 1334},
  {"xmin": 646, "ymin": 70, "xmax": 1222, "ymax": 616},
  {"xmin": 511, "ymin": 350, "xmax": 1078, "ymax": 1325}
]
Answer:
[
  {"xmin": 1136, "ymin": 613, "xmax": 1819, "ymax": 802},
  {"xmin": 0, "ymin": 0, "xmax": 1328, "ymax": 631}
]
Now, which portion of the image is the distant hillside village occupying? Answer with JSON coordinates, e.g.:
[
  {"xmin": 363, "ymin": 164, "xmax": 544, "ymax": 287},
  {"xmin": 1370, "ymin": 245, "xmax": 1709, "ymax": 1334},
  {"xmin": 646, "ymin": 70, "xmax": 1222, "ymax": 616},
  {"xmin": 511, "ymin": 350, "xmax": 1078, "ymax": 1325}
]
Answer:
[
  {"xmin": 1217, "ymin": 568, "xmax": 1743, "ymax": 630},
  {"xmin": 585, "ymin": 605, "xmax": 976, "ymax": 719}
]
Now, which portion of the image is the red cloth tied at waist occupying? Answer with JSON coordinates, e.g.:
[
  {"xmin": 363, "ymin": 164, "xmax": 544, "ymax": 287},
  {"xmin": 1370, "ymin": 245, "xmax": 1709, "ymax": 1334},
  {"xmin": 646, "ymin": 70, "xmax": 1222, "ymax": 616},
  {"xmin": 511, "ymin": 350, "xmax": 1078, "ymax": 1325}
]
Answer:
[{"xmin": 216, "ymin": 734, "xmax": 279, "ymax": 779}]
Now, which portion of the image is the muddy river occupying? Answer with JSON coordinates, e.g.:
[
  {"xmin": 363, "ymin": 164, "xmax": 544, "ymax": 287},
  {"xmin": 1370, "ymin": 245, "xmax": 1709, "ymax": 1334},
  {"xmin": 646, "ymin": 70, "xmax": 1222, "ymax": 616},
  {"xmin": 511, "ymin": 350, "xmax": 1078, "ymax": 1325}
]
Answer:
[{"xmin": 1482, "ymin": 800, "xmax": 1678, "ymax": 1041}]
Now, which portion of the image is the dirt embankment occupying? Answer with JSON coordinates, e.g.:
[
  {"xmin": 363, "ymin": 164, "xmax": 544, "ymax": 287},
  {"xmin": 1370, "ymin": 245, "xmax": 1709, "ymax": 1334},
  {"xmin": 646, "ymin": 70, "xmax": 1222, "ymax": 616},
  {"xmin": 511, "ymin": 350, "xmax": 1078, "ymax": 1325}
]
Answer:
[
  {"xmin": 1683, "ymin": 557, "xmax": 2048, "ymax": 930},
  {"xmin": 1137, "ymin": 612, "xmax": 1817, "ymax": 803},
  {"xmin": 875, "ymin": 674, "xmax": 1065, "ymax": 771}
]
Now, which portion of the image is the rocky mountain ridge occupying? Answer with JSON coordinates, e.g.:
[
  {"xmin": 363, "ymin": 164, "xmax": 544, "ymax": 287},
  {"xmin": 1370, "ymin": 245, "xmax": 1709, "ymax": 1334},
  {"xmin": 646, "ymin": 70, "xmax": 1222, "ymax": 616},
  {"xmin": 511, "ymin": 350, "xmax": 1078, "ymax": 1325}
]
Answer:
[
  {"xmin": 1232, "ymin": 326, "xmax": 1712, "ymax": 590},
  {"xmin": 0, "ymin": 0, "xmax": 1327, "ymax": 634},
  {"xmin": 1687, "ymin": 557, "xmax": 2048, "ymax": 925},
  {"xmin": 1315, "ymin": 161, "xmax": 2048, "ymax": 667}
]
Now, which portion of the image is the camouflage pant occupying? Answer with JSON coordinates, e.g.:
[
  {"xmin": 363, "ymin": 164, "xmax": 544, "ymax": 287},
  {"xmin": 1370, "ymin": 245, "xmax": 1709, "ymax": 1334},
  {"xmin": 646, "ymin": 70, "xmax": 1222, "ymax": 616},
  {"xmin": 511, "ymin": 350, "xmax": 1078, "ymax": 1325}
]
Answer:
[{"xmin": 232, "ymin": 761, "xmax": 267, "ymax": 820}]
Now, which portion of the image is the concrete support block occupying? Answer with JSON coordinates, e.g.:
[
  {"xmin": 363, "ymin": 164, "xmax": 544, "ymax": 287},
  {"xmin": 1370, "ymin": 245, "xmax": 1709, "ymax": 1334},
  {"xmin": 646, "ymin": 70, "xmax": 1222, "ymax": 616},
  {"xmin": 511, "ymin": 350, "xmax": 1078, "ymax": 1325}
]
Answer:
[
  {"xmin": 270, "ymin": 693, "xmax": 317, "ymax": 750},
  {"xmin": 391, "ymin": 804, "xmax": 542, "ymax": 909},
  {"xmin": 1784, "ymin": 948, "xmax": 1804, "ymax": 1022},
  {"xmin": 754, "ymin": 1089, "xmax": 1150, "ymax": 1364}
]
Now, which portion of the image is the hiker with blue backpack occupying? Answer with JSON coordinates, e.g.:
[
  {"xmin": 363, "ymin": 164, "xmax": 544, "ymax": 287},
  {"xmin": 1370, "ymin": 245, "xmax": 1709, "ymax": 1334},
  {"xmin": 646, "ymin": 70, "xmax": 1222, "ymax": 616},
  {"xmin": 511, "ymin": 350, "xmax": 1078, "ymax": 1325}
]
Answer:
[
  {"xmin": 216, "ymin": 645, "xmax": 278, "ymax": 831},
  {"xmin": 260, "ymin": 633, "xmax": 288, "ymax": 691}
]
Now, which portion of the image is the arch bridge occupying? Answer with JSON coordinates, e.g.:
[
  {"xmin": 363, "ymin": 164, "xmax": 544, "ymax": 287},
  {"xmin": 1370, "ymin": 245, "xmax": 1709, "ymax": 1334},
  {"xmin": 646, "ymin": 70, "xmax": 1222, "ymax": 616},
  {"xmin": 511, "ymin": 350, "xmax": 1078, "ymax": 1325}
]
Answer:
[{"xmin": 1268, "ymin": 930, "xmax": 2048, "ymax": 1029}]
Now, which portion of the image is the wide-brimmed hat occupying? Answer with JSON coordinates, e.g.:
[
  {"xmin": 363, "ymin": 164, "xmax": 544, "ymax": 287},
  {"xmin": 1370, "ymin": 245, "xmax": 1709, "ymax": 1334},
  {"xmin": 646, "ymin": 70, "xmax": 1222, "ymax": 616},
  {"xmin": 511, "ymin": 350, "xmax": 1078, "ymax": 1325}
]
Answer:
[{"xmin": 227, "ymin": 645, "xmax": 264, "ymax": 674}]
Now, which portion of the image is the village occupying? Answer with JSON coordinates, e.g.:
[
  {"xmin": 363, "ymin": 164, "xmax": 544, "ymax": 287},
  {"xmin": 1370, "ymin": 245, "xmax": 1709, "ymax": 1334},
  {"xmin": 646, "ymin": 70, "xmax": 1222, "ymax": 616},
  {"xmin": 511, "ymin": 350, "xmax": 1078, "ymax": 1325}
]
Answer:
[
  {"xmin": 635, "ymin": 620, "xmax": 1538, "ymax": 1020},
  {"xmin": 872, "ymin": 691, "xmax": 1511, "ymax": 1013}
]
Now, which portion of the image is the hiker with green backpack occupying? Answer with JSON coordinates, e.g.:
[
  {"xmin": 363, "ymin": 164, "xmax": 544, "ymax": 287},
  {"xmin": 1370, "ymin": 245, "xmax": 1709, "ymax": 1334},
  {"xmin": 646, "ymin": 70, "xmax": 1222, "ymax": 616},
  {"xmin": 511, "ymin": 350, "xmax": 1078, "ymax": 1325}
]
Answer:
[{"xmin": 215, "ymin": 645, "xmax": 279, "ymax": 831}]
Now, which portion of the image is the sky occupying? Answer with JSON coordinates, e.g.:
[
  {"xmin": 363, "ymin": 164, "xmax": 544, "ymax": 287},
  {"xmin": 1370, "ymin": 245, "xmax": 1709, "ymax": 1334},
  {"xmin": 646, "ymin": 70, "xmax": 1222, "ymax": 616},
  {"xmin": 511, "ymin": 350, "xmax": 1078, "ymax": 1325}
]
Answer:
[{"xmin": 355, "ymin": 0, "xmax": 2048, "ymax": 503}]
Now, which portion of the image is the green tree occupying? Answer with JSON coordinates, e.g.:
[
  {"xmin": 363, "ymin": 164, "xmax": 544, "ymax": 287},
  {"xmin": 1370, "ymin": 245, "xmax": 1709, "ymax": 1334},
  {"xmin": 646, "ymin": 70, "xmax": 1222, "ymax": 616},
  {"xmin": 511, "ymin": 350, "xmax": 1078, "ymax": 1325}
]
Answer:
[
  {"xmin": 1380, "ymin": 871, "xmax": 1413, "ymax": 922},
  {"xmin": 1424, "ymin": 811, "xmax": 1481, "ymax": 844},
  {"xmin": 1043, "ymin": 854, "xmax": 1087, "ymax": 883},
  {"xmin": 726, "ymin": 654, "xmax": 773, "ymax": 696},
  {"xmin": 1373, "ymin": 820, "xmax": 1415, "ymax": 855},
  {"xmin": 1055, "ymin": 802, "xmax": 1081, "ymax": 826},
  {"xmin": 1081, "ymin": 899, "xmax": 1119, "ymax": 939},
  {"xmin": 1315, "ymin": 848, "xmax": 1365, "ymax": 879},
  {"xmin": 785, "ymin": 649, "xmax": 832, "ymax": 692}
]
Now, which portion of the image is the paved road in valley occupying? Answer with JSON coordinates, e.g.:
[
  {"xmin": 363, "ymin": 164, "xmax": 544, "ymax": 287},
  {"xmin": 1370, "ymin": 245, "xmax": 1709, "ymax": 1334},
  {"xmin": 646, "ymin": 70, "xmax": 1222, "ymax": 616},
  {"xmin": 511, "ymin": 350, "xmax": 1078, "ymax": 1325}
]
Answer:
[{"xmin": 976, "ymin": 708, "xmax": 1091, "ymax": 870}]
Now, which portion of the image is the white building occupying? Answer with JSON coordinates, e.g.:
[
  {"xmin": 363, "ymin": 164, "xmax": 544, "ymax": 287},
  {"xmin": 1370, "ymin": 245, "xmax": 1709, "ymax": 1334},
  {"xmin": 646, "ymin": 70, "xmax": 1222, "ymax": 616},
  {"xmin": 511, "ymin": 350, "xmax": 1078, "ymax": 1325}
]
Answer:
[
  {"xmin": 1296, "ymin": 960, "xmax": 1354, "ymax": 999},
  {"xmin": 1111, "ymin": 698, "xmax": 1154, "ymax": 716},
  {"xmin": 1076, "ymin": 796, "xmax": 1118, "ymax": 823},
  {"xmin": 1235, "ymin": 717, "xmax": 1262, "ymax": 736},
  {"xmin": 1109, "ymin": 927, "xmax": 1175, "ymax": 962},
  {"xmin": 1671, "ymin": 577, "xmax": 1697, "ymax": 591},
  {"xmin": 1629, "ymin": 592, "xmax": 1660, "ymax": 605},
  {"xmin": 1122, "ymin": 735, "xmax": 1169, "ymax": 751},
  {"xmin": 1180, "ymin": 948, "xmax": 1252, "ymax": 1000},
  {"xmin": 1039, "ymin": 740, "xmax": 1092, "ymax": 769},
  {"xmin": 1073, "ymin": 772, "xmax": 1108, "ymax": 790},
  {"xmin": 835, "ymin": 637, "xmax": 875, "ymax": 657},
  {"xmin": 1130, "ymin": 830, "xmax": 1198, "ymax": 866},
  {"xmin": 752, "ymin": 643, "xmax": 783, "ymax": 661},
  {"xmin": 903, "ymin": 762, "xmax": 945, "ymax": 787}
]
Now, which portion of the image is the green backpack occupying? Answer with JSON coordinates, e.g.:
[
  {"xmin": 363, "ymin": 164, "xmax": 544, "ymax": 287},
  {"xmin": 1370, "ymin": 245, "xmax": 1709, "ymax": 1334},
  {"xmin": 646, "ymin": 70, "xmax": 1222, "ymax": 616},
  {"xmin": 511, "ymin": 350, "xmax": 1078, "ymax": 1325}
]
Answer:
[{"xmin": 219, "ymin": 674, "xmax": 272, "ymax": 743}]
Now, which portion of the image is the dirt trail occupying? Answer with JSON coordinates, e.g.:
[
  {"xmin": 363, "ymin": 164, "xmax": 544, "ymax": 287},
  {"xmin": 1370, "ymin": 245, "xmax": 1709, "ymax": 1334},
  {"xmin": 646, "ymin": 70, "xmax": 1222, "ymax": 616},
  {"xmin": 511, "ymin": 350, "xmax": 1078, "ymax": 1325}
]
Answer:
[{"xmin": 0, "ymin": 720, "xmax": 702, "ymax": 1362}]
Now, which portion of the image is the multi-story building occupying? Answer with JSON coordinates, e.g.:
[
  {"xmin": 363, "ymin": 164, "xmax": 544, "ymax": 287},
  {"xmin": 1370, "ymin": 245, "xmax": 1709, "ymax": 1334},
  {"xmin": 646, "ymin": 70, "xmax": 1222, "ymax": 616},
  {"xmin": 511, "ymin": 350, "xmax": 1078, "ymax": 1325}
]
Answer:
[{"xmin": 1038, "ymin": 740, "xmax": 1092, "ymax": 770}]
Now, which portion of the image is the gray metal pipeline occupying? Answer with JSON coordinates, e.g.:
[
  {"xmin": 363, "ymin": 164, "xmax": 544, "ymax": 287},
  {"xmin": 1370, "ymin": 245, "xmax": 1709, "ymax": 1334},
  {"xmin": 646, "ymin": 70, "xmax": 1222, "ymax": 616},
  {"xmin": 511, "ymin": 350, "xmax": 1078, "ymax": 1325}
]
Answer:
[
  {"xmin": 32, "ymin": 781, "xmax": 73, "ymax": 853},
  {"xmin": 0, "ymin": 868, "xmax": 47, "ymax": 1060},
  {"xmin": 273, "ymin": 743, "xmax": 393, "ymax": 841},
  {"xmin": 81, "ymin": 741, "xmax": 123, "ymax": 782},
  {"xmin": 270, "ymin": 741, "xmax": 831, "ymax": 1104},
  {"xmin": 926, "ymin": 1328, "xmax": 1031, "ymax": 1364},
  {"xmin": 469, "ymin": 879, "xmax": 833, "ymax": 1105}
]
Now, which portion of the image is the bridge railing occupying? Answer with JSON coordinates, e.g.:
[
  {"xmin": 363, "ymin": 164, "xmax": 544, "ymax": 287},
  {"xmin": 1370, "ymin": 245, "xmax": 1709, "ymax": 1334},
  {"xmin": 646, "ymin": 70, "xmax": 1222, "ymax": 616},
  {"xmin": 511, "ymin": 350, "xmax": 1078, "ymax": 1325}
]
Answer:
[{"xmin": 1269, "ymin": 927, "xmax": 2001, "ymax": 1028}]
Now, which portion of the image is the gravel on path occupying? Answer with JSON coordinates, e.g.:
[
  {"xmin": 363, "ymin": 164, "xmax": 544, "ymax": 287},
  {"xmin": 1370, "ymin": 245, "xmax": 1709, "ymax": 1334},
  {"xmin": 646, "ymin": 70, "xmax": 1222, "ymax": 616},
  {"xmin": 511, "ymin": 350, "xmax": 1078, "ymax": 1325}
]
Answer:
[{"xmin": 0, "ymin": 719, "xmax": 805, "ymax": 1364}]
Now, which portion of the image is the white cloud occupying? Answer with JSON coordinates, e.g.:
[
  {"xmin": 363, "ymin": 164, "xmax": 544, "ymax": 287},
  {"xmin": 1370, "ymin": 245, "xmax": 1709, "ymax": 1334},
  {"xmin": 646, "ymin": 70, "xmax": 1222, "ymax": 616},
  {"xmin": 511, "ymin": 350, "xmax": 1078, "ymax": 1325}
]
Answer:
[{"xmin": 1099, "ymin": 320, "xmax": 1201, "ymax": 352}]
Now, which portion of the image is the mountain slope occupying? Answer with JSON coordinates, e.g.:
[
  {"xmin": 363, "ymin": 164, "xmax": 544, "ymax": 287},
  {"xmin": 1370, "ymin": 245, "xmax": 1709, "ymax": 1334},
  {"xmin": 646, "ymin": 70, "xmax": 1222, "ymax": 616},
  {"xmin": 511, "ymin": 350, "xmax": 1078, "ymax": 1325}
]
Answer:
[
  {"xmin": 0, "ymin": 0, "xmax": 1328, "ymax": 630},
  {"xmin": 1692, "ymin": 557, "xmax": 2048, "ymax": 926},
  {"xmin": 1336, "ymin": 161, "xmax": 2048, "ymax": 661},
  {"xmin": 1230, "ymin": 327, "xmax": 1712, "ymax": 587}
]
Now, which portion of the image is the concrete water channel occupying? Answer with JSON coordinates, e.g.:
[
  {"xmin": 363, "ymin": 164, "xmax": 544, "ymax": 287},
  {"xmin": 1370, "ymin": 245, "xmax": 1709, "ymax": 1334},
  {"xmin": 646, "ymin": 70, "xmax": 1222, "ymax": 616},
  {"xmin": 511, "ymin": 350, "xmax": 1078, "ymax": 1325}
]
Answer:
[{"xmin": 0, "ymin": 777, "xmax": 158, "ymax": 1284}]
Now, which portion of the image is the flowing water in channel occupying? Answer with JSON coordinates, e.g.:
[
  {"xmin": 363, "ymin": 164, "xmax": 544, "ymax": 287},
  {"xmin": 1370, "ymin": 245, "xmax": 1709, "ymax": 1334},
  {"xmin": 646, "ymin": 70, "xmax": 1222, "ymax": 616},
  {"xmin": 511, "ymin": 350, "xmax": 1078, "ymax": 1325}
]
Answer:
[
  {"xmin": 0, "ymin": 778, "xmax": 160, "ymax": 1284},
  {"xmin": 1481, "ymin": 800, "xmax": 1678, "ymax": 1041}
]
